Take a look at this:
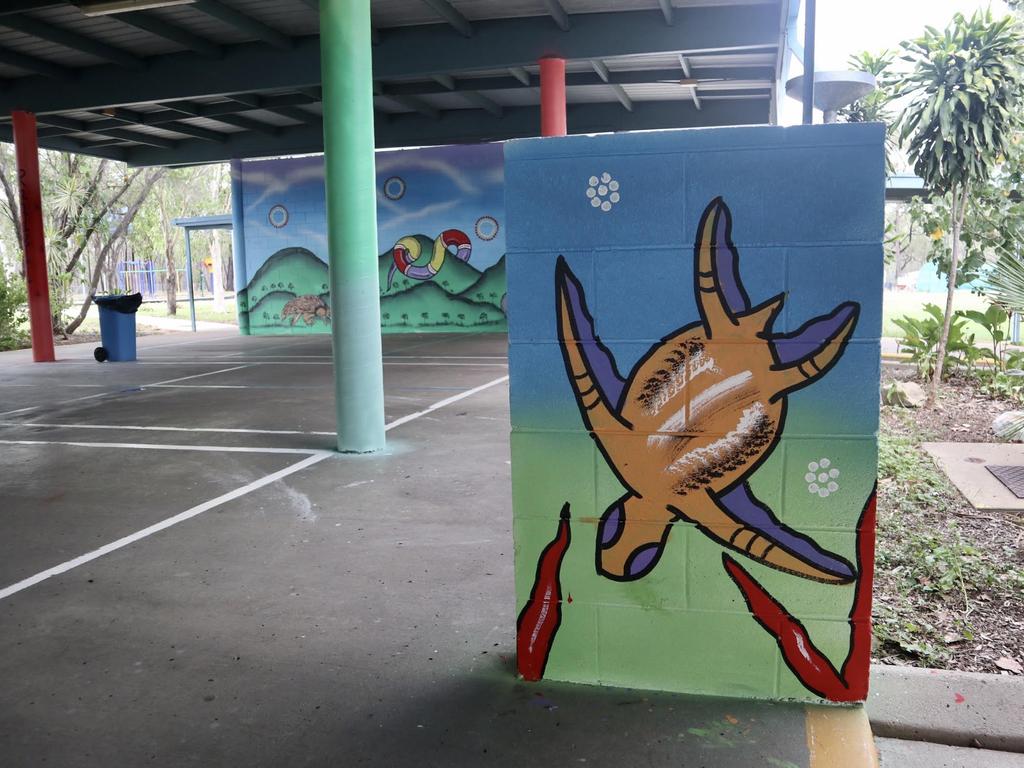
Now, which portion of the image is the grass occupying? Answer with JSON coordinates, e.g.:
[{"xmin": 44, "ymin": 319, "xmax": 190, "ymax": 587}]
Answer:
[
  {"xmin": 883, "ymin": 290, "xmax": 1001, "ymax": 342},
  {"xmin": 137, "ymin": 299, "xmax": 238, "ymax": 325}
]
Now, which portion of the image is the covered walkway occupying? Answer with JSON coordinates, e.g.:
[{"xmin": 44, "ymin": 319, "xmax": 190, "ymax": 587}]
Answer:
[{"xmin": 0, "ymin": 333, "xmax": 834, "ymax": 766}]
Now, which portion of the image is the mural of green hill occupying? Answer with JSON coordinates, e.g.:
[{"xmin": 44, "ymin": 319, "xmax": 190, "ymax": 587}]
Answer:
[
  {"xmin": 461, "ymin": 255, "xmax": 506, "ymax": 311},
  {"xmin": 242, "ymin": 243, "xmax": 507, "ymax": 334},
  {"xmin": 380, "ymin": 281, "xmax": 506, "ymax": 332}
]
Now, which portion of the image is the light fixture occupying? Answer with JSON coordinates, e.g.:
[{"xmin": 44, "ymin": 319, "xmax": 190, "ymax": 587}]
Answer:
[{"xmin": 76, "ymin": 0, "xmax": 196, "ymax": 16}]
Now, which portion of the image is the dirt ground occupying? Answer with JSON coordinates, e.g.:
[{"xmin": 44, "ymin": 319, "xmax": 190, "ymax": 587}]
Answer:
[{"xmin": 875, "ymin": 365, "xmax": 1024, "ymax": 675}]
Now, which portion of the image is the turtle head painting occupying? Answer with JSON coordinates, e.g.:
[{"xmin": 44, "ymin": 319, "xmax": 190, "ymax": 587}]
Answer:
[
  {"xmin": 508, "ymin": 124, "xmax": 884, "ymax": 703},
  {"xmin": 556, "ymin": 197, "xmax": 859, "ymax": 584}
]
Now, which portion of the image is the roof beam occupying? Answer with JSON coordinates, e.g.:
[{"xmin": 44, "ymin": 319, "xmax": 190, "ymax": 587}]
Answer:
[
  {"xmin": 0, "ymin": 15, "xmax": 144, "ymax": 70},
  {"xmin": 678, "ymin": 54, "xmax": 691, "ymax": 78},
  {"xmin": 431, "ymin": 73, "xmax": 455, "ymax": 90},
  {"xmin": 100, "ymin": 108, "xmax": 229, "ymax": 143},
  {"xmin": 383, "ymin": 66, "xmax": 773, "ymax": 96},
  {"xmin": 420, "ymin": 0, "xmax": 472, "ymax": 38},
  {"xmin": 0, "ymin": 8, "xmax": 778, "ymax": 115},
  {"xmin": 0, "ymin": 44, "xmax": 70, "ymax": 79},
  {"xmin": 658, "ymin": 0, "xmax": 674, "ymax": 26},
  {"xmin": 192, "ymin": 0, "xmax": 293, "ymax": 51},
  {"xmin": 610, "ymin": 84, "xmax": 633, "ymax": 111},
  {"xmin": 591, "ymin": 58, "xmax": 631, "ymax": 111},
  {"xmin": 115, "ymin": 99, "xmax": 768, "ymax": 167},
  {"xmin": 509, "ymin": 67, "xmax": 530, "ymax": 86},
  {"xmin": 542, "ymin": 0, "xmax": 570, "ymax": 31},
  {"xmin": 36, "ymin": 114, "xmax": 177, "ymax": 148},
  {"xmin": 459, "ymin": 90, "xmax": 502, "ymax": 117},
  {"xmin": 115, "ymin": 11, "xmax": 221, "ymax": 59},
  {"xmin": 378, "ymin": 93, "xmax": 440, "ymax": 120}
]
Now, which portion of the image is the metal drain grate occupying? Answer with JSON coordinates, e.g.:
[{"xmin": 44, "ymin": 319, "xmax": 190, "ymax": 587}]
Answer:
[{"xmin": 986, "ymin": 465, "xmax": 1024, "ymax": 498}]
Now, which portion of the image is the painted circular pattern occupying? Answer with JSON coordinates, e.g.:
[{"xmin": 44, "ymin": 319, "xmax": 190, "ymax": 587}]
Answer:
[
  {"xmin": 475, "ymin": 215, "xmax": 500, "ymax": 241},
  {"xmin": 383, "ymin": 176, "xmax": 407, "ymax": 201},
  {"xmin": 268, "ymin": 204, "xmax": 289, "ymax": 229}
]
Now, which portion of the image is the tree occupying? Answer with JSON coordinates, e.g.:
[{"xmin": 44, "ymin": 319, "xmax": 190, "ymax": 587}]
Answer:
[
  {"xmin": 839, "ymin": 50, "xmax": 900, "ymax": 173},
  {"xmin": 65, "ymin": 168, "xmax": 167, "ymax": 334},
  {"xmin": 896, "ymin": 10, "xmax": 1024, "ymax": 404}
]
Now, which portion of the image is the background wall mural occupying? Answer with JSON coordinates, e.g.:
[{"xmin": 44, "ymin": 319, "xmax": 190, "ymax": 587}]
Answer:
[
  {"xmin": 235, "ymin": 143, "xmax": 507, "ymax": 334},
  {"xmin": 506, "ymin": 124, "xmax": 885, "ymax": 702}
]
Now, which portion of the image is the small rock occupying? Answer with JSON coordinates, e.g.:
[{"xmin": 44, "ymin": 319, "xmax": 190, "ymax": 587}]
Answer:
[
  {"xmin": 992, "ymin": 411, "xmax": 1024, "ymax": 441},
  {"xmin": 995, "ymin": 656, "xmax": 1023, "ymax": 674},
  {"xmin": 883, "ymin": 381, "xmax": 927, "ymax": 408}
]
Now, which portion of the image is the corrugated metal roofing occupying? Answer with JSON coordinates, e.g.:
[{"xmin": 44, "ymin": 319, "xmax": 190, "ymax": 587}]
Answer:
[{"xmin": 0, "ymin": 0, "xmax": 791, "ymax": 164}]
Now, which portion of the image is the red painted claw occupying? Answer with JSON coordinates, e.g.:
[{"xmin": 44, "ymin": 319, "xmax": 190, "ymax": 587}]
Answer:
[
  {"xmin": 517, "ymin": 504, "xmax": 572, "ymax": 682},
  {"xmin": 723, "ymin": 488, "xmax": 877, "ymax": 702}
]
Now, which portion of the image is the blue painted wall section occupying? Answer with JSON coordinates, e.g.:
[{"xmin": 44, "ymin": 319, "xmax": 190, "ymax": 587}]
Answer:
[
  {"xmin": 507, "ymin": 124, "xmax": 885, "ymax": 701},
  {"xmin": 234, "ymin": 143, "xmax": 507, "ymax": 334}
]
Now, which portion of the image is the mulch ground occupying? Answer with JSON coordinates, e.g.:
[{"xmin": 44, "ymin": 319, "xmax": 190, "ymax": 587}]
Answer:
[{"xmin": 875, "ymin": 365, "xmax": 1024, "ymax": 676}]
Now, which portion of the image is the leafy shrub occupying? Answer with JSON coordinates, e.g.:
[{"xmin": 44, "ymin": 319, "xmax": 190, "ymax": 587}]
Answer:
[
  {"xmin": 0, "ymin": 272, "xmax": 28, "ymax": 351},
  {"xmin": 957, "ymin": 303, "xmax": 1009, "ymax": 371},
  {"xmin": 893, "ymin": 303, "xmax": 975, "ymax": 378}
]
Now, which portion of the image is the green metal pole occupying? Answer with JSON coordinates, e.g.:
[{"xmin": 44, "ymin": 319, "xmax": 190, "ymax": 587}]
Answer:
[{"xmin": 320, "ymin": 0, "xmax": 385, "ymax": 453}]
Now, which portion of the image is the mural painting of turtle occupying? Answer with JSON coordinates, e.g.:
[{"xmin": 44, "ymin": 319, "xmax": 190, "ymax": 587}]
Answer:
[
  {"xmin": 556, "ymin": 197, "xmax": 861, "ymax": 584},
  {"xmin": 281, "ymin": 295, "xmax": 331, "ymax": 326}
]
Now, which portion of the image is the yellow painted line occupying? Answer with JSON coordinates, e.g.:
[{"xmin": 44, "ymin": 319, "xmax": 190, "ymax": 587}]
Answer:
[{"xmin": 805, "ymin": 705, "xmax": 879, "ymax": 768}]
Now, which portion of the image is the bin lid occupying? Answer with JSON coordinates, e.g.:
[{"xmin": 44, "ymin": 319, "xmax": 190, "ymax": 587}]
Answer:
[{"xmin": 94, "ymin": 292, "xmax": 143, "ymax": 313}]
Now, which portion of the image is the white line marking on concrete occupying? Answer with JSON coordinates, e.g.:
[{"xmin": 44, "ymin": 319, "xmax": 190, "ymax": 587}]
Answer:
[
  {"xmin": 148, "ymin": 384, "xmax": 250, "ymax": 389},
  {"xmin": 0, "ymin": 439, "xmax": 327, "ymax": 455},
  {"xmin": 0, "ymin": 365, "xmax": 254, "ymax": 417},
  {"xmin": 145, "ymin": 365, "xmax": 251, "ymax": 386},
  {"xmin": 383, "ymin": 375, "xmax": 508, "ymax": 432},
  {"xmin": 0, "ymin": 452, "xmax": 331, "ymax": 601},
  {"xmin": 0, "ymin": 406, "xmax": 38, "ymax": 417},
  {"xmin": 0, "ymin": 421, "xmax": 336, "ymax": 437},
  {"xmin": 0, "ymin": 372, "xmax": 507, "ymax": 600}
]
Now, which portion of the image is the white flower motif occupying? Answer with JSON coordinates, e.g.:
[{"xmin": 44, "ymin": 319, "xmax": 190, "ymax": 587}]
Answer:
[
  {"xmin": 587, "ymin": 172, "xmax": 620, "ymax": 213},
  {"xmin": 806, "ymin": 458, "xmax": 840, "ymax": 498}
]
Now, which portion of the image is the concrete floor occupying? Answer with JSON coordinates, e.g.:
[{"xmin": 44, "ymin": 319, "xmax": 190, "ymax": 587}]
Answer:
[{"xmin": 0, "ymin": 332, "xmax": 831, "ymax": 767}]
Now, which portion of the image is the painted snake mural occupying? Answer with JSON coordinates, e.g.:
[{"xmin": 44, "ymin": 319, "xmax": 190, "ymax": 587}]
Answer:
[
  {"xmin": 387, "ymin": 229, "xmax": 472, "ymax": 291},
  {"xmin": 556, "ymin": 197, "xmax": 860, "ymax": 584}
]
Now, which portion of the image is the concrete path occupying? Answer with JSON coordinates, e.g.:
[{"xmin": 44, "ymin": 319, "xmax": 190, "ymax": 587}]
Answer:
[
  {"xmin": 869, "ymin": 665, "xmax": 1024, "ymax": 766},
  {"xmin": 876, "ymin": 737, "xmax": 1024, "ymax": 767},
  {"xmin": 0, "ymin": 333, "xmax": 877, "ymax": 768},
  {"xmin": 923, "ymin": 442, "xmax": 1024, "ymax": 513}
]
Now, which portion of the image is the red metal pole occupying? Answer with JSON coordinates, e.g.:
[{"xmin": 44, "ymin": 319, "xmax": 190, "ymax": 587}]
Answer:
[
  {"xmin": 539, "ymin": 57, "xmax": 567, "ymax": 137},
  {"xmin": 12, "ymin": 111, "xmax": 55, "ymax": 363}
]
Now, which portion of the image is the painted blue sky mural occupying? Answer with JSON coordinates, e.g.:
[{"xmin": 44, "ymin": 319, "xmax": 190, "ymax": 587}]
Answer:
[
  {"xmin": 376, "ymin": 144, "xmax": 505, "ymax": 270},
  {"xmin": 237, "ymin": 142, "xmax": 508, "ymax": 335},
  {"xmin": 240, "ymin": 143, "xmax": 505, "ymax": 277}
]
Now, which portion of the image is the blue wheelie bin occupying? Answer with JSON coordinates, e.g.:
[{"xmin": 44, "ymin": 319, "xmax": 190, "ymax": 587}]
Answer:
[{"xmin": 94, "ymin": 292, "xmax": 143, "ymax": 362}]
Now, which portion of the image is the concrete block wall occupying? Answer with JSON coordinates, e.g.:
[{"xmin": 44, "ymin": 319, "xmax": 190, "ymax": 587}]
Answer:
[{"xmin": 506, "ymin": 123, "xmax": 885, "ymax": 702}]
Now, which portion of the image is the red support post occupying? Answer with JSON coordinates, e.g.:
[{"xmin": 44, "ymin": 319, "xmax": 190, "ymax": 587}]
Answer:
[
  {"xmin": 12, "ymin": 111, "xmax": 55, "ymax": 363},
  {"xmin": 539, "ymin": 57, "xmax": 567, "ymax": 137}
]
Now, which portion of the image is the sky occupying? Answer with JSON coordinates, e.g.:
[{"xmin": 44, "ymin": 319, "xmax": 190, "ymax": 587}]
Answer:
[{"xmin": 780, "ymin": 0, "xmax": 1012, "ymax": 123}]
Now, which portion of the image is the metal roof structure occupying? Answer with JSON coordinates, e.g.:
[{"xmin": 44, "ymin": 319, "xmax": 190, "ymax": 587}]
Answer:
[{"xmin": 0, "ymin": 0, "xmax": 795, "ymax": 166}]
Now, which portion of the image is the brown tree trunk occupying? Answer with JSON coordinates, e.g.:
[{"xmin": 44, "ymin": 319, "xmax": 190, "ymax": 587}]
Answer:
[
  {"xmin": 165, "ymin": 240, "xmax": 177, "ymax": 315},
  {"xmin": 929, "ymin": 186, "xmax": 968, "ymax": 407}
]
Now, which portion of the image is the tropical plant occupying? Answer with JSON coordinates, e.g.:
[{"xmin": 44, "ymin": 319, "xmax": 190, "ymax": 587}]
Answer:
[
  {"xmin": 893, "ymin": 303, "xmax": 974, "ymax": 378},
  {"xmin": 957, "ymin": 303, "xmax": 1009, "ymax": 371},
  {"xmin": 896, "ymin": 10, "xmax": 1024, "ymax": 405},
  {"xmin": 838, "ymin": 50, "xmax": 900, "ymax": 172}
]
